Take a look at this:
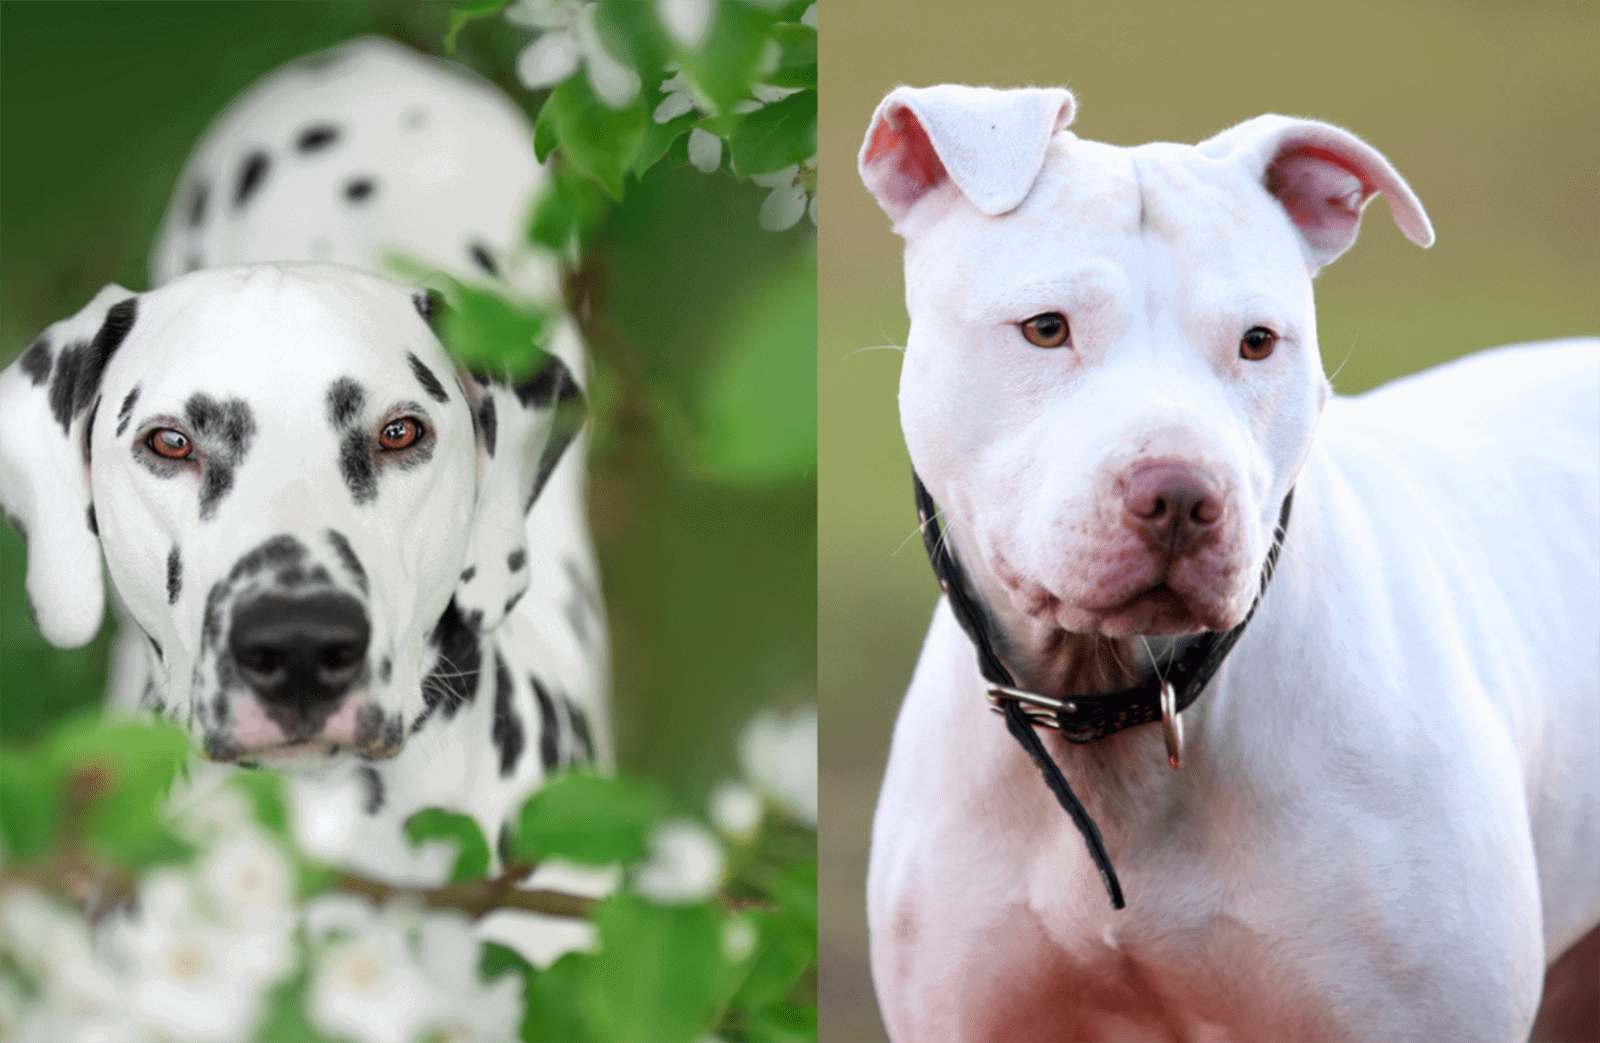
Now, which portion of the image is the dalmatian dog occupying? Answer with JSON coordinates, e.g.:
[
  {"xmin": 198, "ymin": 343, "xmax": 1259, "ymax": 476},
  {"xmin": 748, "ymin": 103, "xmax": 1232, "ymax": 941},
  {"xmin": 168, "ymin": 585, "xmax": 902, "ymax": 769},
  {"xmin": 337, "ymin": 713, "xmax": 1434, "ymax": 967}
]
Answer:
[{"xmin": 0, "ymin": 38, "xmax": 610, "ymax": 951}]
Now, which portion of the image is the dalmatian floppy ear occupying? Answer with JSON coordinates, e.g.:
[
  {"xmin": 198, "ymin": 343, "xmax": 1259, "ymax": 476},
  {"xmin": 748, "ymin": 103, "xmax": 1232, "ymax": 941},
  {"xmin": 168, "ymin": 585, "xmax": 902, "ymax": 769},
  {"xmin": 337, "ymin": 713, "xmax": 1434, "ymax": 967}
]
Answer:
[
  {"xmin": 0, "ymin": 285, "xmax": 141, "ymax": 647},
  {"xmin": 859, "ymin": 84, "xmax": 1077, "ymax": 226},
  {"xmin": 453, "ymin": 355, "xmax": 586, "ymax": 634},
  {"xmin": 1198, "ymin": 114, "xmax": 1434, "ymax": 272}
]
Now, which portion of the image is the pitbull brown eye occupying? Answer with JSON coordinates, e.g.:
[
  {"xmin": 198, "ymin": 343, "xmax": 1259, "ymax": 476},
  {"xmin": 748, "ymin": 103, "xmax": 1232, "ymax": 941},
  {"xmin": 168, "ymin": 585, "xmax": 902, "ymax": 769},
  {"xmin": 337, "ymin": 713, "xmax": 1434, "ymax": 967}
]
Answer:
[
  {"xmin": 148, "ymin": 428, "xmax": 192, "ymax": 459},
  {"xmin": 378, "ymin": 417, "xmax": 423, "ymax": 451},
  {"xmin": 1020, "ymin": 312, "xmax": 1070, "ymax": 348},
  {"xmin": 1241, "ymin": 327, "xmax": 1278, "ymax": 361}
]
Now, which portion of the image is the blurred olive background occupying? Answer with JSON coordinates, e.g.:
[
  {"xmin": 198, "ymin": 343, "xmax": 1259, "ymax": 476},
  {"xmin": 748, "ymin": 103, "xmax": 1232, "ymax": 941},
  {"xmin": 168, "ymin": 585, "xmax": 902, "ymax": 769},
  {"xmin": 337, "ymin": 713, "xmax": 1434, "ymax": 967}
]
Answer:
[
  {"xmin": 818, "ymin": 2, "xmax": 1598, "ymax": 1039},
  {"xmin": 0, "ymin": 3, "xmax": 816, "ymax": 809}
]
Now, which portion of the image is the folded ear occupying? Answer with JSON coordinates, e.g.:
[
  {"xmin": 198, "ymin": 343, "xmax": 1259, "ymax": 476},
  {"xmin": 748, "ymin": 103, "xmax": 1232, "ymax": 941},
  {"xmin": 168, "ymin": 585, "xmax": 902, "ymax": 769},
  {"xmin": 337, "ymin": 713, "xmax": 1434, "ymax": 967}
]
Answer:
[
  {"xmin": 0, "ymin": 285, "xmax": 141, "ymax": 647},
  {"xmin": 452, "ymin": 354, "xmax": 586, "ymax": 634},
  {"xmin": 1198, "ymin": 114, "xmax": 1434, "ymax": 272},
  {"xmin": 859, "ymin": 84, "xmax": 1077, "ymax": 227}
]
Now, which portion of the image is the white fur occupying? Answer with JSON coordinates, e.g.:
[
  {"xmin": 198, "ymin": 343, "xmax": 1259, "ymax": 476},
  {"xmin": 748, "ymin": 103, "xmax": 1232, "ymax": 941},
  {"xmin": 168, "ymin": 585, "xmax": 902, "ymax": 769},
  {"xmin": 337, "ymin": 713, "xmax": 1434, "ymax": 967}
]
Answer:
[{"xmin": 861, "ymin": 84, "xmax": 1598, "ymax": 1042}]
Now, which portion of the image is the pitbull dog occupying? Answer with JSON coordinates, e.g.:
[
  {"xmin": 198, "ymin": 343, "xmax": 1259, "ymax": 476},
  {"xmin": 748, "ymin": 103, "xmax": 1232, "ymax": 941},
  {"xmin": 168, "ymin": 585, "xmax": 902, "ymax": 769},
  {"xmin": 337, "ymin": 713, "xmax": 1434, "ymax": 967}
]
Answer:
[
  {"xmin": 859, "ymin": 86, "xmax": 1599, "ymax": 1041},
  {"xmin": 0, "ymin": 39, "xmax": 609, "ymax": 944}
]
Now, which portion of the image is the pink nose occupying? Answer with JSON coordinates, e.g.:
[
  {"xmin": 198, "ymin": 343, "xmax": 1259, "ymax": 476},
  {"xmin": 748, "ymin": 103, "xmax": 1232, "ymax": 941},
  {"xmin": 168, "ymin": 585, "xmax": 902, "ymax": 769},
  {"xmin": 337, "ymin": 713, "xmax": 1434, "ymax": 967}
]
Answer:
[{"xmin": 1121, "ymin": 461, "xmax": 1222, "ymax": 551}]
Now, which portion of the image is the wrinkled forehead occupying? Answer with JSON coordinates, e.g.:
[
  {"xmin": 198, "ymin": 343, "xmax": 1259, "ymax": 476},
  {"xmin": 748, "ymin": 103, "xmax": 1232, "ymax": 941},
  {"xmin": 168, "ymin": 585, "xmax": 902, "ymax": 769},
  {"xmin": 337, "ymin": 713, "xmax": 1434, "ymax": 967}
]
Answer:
[
  {"xmin": 905, "ymin": 135, "xmax": 1309, "ymax": 313},
  {"xmin": 113, "ymin": 267, "xmax": 450, "ymax": 410}
]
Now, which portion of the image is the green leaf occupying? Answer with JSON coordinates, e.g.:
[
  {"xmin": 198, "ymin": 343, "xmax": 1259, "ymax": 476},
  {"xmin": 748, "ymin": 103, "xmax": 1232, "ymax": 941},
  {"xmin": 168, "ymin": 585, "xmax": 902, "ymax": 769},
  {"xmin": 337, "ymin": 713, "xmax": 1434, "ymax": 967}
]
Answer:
[
  {"xmin": 593, "ymin": 0, "xmax": 669, "ymax": 88},
  {"xmin": 46, "ymin": 720, "xmax": 191, "ymax": 869},
  {"xmin": 744, "ymin": 1001, "xmax": 818, "ymax": 1043},
  {"xmin": 404, "ymin": 807, "xmax": 491, "ymax": 884},
  {"xmin": 445, "ymin": 0, "xmax": 511, "ymax": 55},
  {"xmin": 695, "ymin": 246, "xmax": 817, "ymax": 483},
  {"xmin": 586, "ymin": 894, "xmax": 725, "ymax": 1043},
  {"xmin": 667, "ymin": 2, "xmax": 773, "ymax": 116},
  {"xmin": 770, "ymin": 858, "xmax": 818, "ymax": 933},
  {"xmin": 545, "ymin": 73, "xmax": 648, "ymax": 201},
  {"xmin": 227, "ymin": 770, "xmax": 289, "ymax": 838},
  {"xmin": 728, "ymin": 909, "xmax": 814, "ymax": 1012},
  {"xmin": 637, "ymin": 110, "xmax": 700, "ymax": 178},
  {"xmin": 0, "ymin": 751, "xmax": 57, "ymax": 859},
  {"xmin": 510, "ymin": 771, "xmax": 665, "ymax": 865},
  {"xmin": 440, "ymin": 279, "xmax": 556, "ymax": 379},
  {"xmin": 534, "ymin": 98, "xmax": 559, "ymax": 164},
  {"xmin": 255, "ymin": 965, "xmax": 342, "ymax": 1043},
  {"xmin": 729, "ymin": 91, "xmax": 816, "ymax": 177},
  {"xmin": 765, "ymin": 24, "xmax": 817, "ymax": 90},
  {"xmin": 529, "ymin": 164, "xmax": 609, "ymax": 253},
  {"xmin": 484, "ymin": 943, "xmax": 602, "ymax": 1043}
]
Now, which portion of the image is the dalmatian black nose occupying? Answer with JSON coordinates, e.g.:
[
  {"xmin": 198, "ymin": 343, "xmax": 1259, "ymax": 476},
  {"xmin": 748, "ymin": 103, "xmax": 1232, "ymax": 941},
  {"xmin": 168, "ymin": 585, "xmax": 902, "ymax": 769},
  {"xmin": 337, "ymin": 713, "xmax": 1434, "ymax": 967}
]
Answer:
[{"xmin": 228, "ymin": 593, "xmax": 370, "ymax": 708}]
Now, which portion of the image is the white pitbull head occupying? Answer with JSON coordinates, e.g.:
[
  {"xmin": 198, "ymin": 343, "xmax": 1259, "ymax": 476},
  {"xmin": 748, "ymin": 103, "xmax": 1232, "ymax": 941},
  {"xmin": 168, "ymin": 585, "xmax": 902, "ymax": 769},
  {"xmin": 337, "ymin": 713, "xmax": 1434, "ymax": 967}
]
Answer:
[
  {"xmin": 860, "ymin": 86, "xmax": 1432, "ymax": 682},
  {"xmin": 0, "ymin": 265, "xmax": 582, "ymax": 764}
]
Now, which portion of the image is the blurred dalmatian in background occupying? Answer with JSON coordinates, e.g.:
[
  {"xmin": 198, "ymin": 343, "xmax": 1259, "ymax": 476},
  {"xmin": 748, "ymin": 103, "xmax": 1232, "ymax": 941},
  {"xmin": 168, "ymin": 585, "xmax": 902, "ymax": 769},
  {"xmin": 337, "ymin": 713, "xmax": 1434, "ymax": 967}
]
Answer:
[{"xmin": 0, "ymin": 37, "xmax": 610, "ymax": 957}]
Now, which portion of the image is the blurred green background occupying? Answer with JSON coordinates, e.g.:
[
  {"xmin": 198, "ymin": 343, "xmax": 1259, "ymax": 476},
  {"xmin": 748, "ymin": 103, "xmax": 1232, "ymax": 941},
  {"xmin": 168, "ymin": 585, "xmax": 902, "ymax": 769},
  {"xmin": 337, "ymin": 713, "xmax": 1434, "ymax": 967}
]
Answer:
[
  {"xmin": 0, "ymin": 2, "xmax": 816, "ymax": 809},
  {"xmin": 817, "ymin": 2, "xmax": 1598, "ymax": 1039}
]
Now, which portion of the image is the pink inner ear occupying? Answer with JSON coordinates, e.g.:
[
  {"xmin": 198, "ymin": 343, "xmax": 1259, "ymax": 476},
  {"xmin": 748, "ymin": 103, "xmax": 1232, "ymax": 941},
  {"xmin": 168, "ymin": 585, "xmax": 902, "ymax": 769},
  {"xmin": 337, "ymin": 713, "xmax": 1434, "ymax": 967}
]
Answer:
[
  {"xmin": 864, "ymin": 106, "xmax": 948, "ymax": 213},
  {"xmin": 1265, "ymin": 146, "xmax": 1374, "ymax": 262}
]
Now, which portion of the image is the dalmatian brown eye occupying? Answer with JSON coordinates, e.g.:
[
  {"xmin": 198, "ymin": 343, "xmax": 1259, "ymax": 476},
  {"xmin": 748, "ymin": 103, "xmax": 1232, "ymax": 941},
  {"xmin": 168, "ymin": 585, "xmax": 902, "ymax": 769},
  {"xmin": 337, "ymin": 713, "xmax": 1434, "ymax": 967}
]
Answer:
[
  {"xmin": 1020, "ymin": 312, "xmax": 1070, "ymax": 348},
  {"xmin": 148, "ymin": 428, "xmax": 192, "ymax": 459},
  {"xmin": 378, "ymin": 417, "xmax": 423, "ymax": 451},
  {"xmin": 1241, "ymin": 327, "xmax": 1278, "ymax": 361}
]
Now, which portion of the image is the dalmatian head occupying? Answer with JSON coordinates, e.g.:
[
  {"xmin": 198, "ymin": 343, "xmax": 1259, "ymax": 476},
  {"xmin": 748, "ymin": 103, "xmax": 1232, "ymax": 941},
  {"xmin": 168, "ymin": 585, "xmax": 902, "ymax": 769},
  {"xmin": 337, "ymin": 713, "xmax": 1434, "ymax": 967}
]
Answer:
[{"xmin": 0, "ymin": 264, "xmax": 583, "ymax": 763}]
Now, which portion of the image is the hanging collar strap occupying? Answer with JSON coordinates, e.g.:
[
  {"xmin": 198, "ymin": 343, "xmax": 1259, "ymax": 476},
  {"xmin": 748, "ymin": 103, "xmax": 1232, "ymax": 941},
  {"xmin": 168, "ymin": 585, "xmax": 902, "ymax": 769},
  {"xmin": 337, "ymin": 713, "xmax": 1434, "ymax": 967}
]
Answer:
[{"xmin": 912, "ymin": 473, "xmax": 1293, "ymax": 910}]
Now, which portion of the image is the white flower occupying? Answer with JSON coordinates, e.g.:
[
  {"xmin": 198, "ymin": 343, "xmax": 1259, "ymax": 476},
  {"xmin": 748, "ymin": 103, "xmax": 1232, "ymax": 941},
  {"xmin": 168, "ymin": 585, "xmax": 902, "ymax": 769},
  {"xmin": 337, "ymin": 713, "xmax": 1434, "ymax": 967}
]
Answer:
[
  {"xmin": 657, "ymin": 0, "xmax": 715, "ymax": 50},
  {"xmin": 722, "ymin": 915, "xmax": 758, "ymax": 962},
  {"xmin": 509, "ymin": 0, "xmax": 640, "ymax": 108},
  {"xmin": 801, "ymin": 3, "xmax": 816, "ymax": 29},
  {"xmin": 737, "ymin": 704, "xmax": 817, "ymax": 823},
  {"xmin": 99, "ymin": 870, "xmax": 285, "ymax": 1043},
  {"xmin": 0, "ymin": 889, "xmax": 138, "ymax": 1042},
  {"xmin": 709, "ymin": 779, "xmax": 763, "ymax": 838},
  {"xmin": 413, "ymin": 911, "xmax": 524, "ymax": 1043},
  {"xmin": 750, "ymin": 161, "xmax": 816, "ymax": 233},
  {"xmin": 688, "ymin": 127, "xmax": 723, "ymax": 174},
  {"xmin": 304, "ymin": 891, "xmax": 379, "ymax": 942},
  {"xmin": 172, "ymin": 784, "xmax": 255, "ymax": 844},
  {"xmin": 309, "ymin": 913, "xmax": 435, "ymax": 1043},
  {"xmin": 631, "ymin": 818, "xmax": 725, "ymax": 905},
  {"xmin": 198, "ymin": 826, "xmax": 295, "ymax": 934}
]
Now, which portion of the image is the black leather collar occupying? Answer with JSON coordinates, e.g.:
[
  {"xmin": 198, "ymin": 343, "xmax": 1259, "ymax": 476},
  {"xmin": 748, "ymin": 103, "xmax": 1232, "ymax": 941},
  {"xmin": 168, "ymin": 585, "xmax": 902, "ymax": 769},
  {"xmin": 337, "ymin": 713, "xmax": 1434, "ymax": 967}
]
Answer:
[{"xmin": 913, "ymin": 472, "xmax": 1293, "ymax": 910}]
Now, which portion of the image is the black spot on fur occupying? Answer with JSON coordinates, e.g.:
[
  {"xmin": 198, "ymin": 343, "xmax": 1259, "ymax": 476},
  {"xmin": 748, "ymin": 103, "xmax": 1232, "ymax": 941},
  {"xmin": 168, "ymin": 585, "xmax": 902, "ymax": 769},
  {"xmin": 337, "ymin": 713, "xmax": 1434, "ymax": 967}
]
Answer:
[
  {"xmin": 228, "ymin": 534, "xmax": 305, "ymax": 583},
  {"xmin": 167, "ymin": 546, "xmax": 182, "ymax": 604},
  {"xmin": 202, "ymin": 580, "xmax": 229, "ymax": 651},
  {"xmin": 477, "ymin": 396, "xmax": 497, "ymax": 457},
  {"xmin": 50, "ymin": 297, "xmax": 139, "ymax": 435},
  {"xmin": 187, "ymin": 181, "xmax": 209, "ymax": 227},
  {"xmin": 468, "ymin": 242, "xmax": 499, "ymax": 276},
  {"xmin": 411, "ymin": 289, "xmax": 443, "ymax": 329},
  {"xmin": 460, "ymin": 566, "xmax": 476, "ymax": 583},
  {"xmin": 235, "ymin": 151, "xmax": 270, "ymax": 208},
  {"xmin": 358, "ymin": 766, "xmax": 385, "ymax": 814},
  {"xmin": 116, "ymin": 384, "xmax": 140, "ymax": 436},
  {"xmin": 148, "ymin": 634, "xmax": 163, "ymax": 662},
  {"xmin": 566, "ymin": 700, "xmax": 595, "ymax": 764},
  {"xmin": 296, "ymin": 123, "xmax": 340, "ymax": 154},
  {"xmin": 20, "ymin": 337, "xmax": 51, "ymax": 386},
  {"xmin": 507, "ymin": 549, "xmax": 526, "ymax": 572},
  {"xmin": 47, "ymin": 341, "xmax": 84, "ymax": 433},
  {"xmin": 326, "ymin": 530, "xmax": 368, "ymax": 594},
  {"xmin": 339, "ymin": 428, "xmax": 378, "ymax": 505},
  {"xmin": 492, "ymin": 652, "xmax": 524, "ymax": 778},
  {"xmin": 504, "ymin": 591, "xmax": 524, "ymax": 616},
  {"xmin": 86, "ymin": 504, "xmax": 98, "ymax": 536},
  {"xmin": 402, "ymin": 105, "xmax": 429, "ymax": 130},
  {"xmin": 326, "ymin": 378, "xmax": 364, "ymax": 429},
  {"xmin": 343, "ymin": 177, "xmax": 376, "ymax": 204},
  {"xmin": 465, "ymin": 608, "xmax": 484, "ymax": 632},
  {"xmin": 185, "ymin": 253, "xmax": 204, "ymax": 273},
  {"xmin": 83, "ymin": 395, "xmax": 99, "ymax": 466},
  {"xmin": 379, "ymin": 657, "xmax": 391, "ymax": 684},
  {"xmin": 497, "ymin": 824, "xmax": 516, "ymax": 866},
  {"xmin": 414, "ymin": 599, "xmax": 481, "ymax": 732},
  {"xmin": 531, "ymin": 677, "xmax": 560, "ymax": 771},
  {"xmin": 407, "ymin": 353, "xmax": 449, "ymax": 404},
  {"xmin": 185, "ymin": 393, "xmax": 256, "ymax": 520},
  {"xmin": 514, "ymin": 356, "xmax": 586, "ymax": 511}
]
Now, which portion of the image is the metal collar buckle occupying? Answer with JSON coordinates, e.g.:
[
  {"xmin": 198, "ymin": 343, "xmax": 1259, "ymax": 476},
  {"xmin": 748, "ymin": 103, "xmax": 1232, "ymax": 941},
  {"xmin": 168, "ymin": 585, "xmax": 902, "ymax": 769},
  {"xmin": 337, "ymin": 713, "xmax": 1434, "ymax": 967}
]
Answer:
[{"xmin": 1160, "ymin": 679, "xmax": 1184, "ymax": 770}]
